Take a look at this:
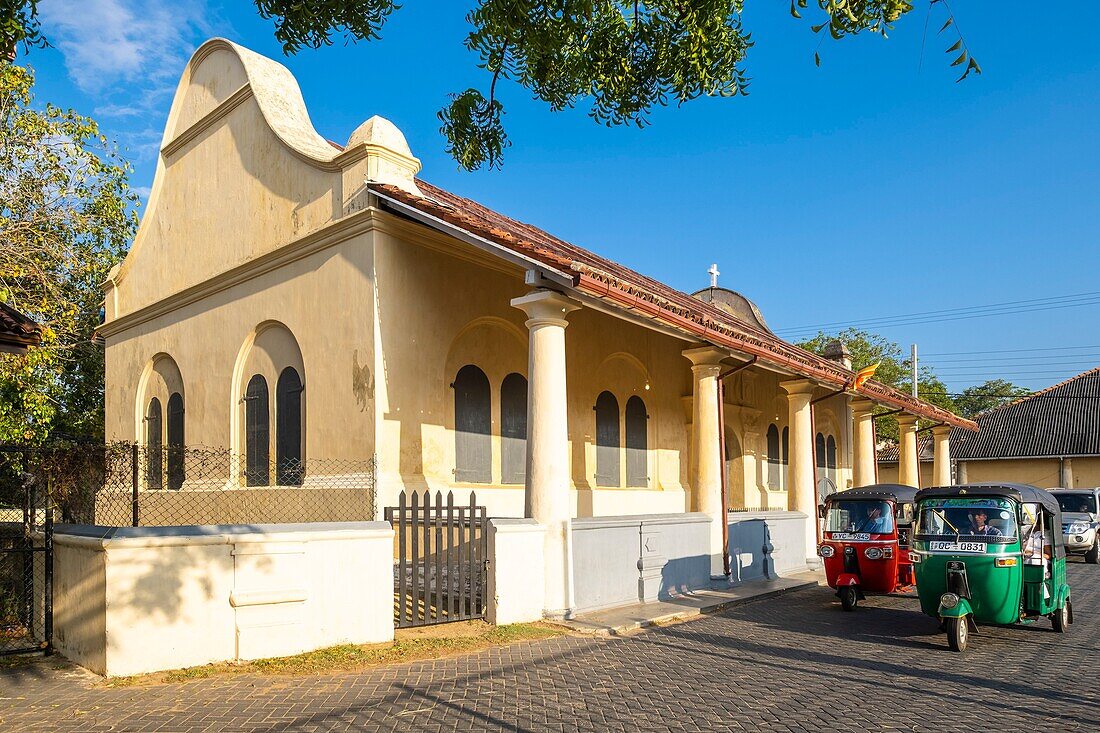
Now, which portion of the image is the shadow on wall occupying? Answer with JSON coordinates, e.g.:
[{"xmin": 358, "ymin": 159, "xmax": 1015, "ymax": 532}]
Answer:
[
  {"xmin": 728, "ymin": 519, "xmax": 775, "ymax": 583},
  {"xmin": 657, "ymin": 555, "xmax": 711, "ymax": 600}
]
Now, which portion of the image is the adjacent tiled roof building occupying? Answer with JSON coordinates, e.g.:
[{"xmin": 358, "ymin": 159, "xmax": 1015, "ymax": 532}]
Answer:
[
  {"xmin": 950, "ymin": 367, "xmax": 1100, "ymax": 459},
  {"xmin": 0, "ymin": 302, "xmax": 42, "ymax": 355}
]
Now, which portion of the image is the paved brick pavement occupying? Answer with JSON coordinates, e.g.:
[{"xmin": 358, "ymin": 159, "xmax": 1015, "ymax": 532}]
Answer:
[{"xmin": 2, "ymin": 561, "xmax": 1098, "ymax": 732}]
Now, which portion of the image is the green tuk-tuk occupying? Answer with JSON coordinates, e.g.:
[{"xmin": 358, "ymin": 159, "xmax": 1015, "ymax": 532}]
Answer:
[{"xmin": 912, "ymin": 483, "xmax": 1072, "ymax": 652}]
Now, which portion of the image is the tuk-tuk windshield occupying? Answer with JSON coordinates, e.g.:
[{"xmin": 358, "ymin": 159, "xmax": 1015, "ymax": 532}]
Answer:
[
  {"xmin": 826, "ymin": 500, "xmax": 895, "ymax": 534},
  {"xmin": 916, "ymin": 498, "xmax": 1018, "ymax": 542}
]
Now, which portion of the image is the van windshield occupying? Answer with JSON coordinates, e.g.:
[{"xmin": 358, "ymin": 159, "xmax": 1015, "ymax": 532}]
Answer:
[
  {"xmin": 826, "ymin": 500, "xmax": 894, "ymax": 534},
  {"xmin": 916, "ymin": 498, "xmax": 1017, "ymax": 542},
  {"xmin": 1055, "ymin": 494, "xmax": 1097, "ymax": 514}
]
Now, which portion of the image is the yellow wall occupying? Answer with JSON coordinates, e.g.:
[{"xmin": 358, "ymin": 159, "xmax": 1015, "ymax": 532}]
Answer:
[{"xmin": 877, "ymin": 462, "xmax": 935, "ymax": 489}]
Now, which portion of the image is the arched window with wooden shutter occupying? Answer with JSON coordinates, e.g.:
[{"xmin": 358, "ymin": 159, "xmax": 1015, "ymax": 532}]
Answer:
[
  {"xmin": 782, "ymin": 427, "xmax": 790, "ymax": 489},
  {"xmin": 815, "ymin": 432, "xmax": 827, "ymax": 475},
  {"xmin": 595, "ymin": 391, "xmax": 620, "ymax": 487},
  {"xmin": 276, "ymin": 367, "xmax": 304, "ymax": 486},
  {"xmin": 166, "ymin": 392, "xmax": 184, "ymax": 490},
  {"xmin": 146, "ymin": 397, "xmax": 162, "ymax": 490},
  {"xmin": 500, "ymin": 372, "xmax": 527, "ymax": 485},
  {"xmin": 625, "ymin": 396, "xmax": 648, "ymax": 488},
  {"xmin": 826, "ymin": 435, "xmax": 838, "ymax": 486},
  {"xmin": 454, "ymin": 365, "xmax": 491, "ymax": 483},
  {"xmin": 766, "ymin": 424, "xmax": 781, "ymax": 489},
  {"xmin": 245, "ymin": 374, "xmax": 270, "ymax": 486}
]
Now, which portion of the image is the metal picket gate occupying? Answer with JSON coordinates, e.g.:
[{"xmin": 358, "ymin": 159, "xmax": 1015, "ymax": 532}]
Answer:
[
  {"xmin": 385, "ymin": 491, "xmax": 487, "ymax": 628},
  {"xmin": 0, "ymin": 446, "xmax": 52, "ymax": 657}
]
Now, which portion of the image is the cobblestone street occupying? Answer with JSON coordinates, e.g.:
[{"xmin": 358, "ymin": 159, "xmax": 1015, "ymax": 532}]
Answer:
[{"xmin": 2, "ymin": 562, "xmax": 1097, "ymax": 732}]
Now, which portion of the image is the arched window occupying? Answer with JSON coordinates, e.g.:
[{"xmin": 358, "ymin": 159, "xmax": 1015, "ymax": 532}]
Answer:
[
  {"xmin": 500, "ymin": 373, "xmax": 527, "ymax": 485},
  {"xmin": 782, "ymin": 427, "xmax": 790, "ymax": 489},
  {"xmin": 595, "ymin": 391, "xmax": 620, "ymax": 487},
  {"xmin": 245, "ymin": 374, "xmax": 270, "ymax": 486},
  {"xmin": 625, "ymin": 396, "xmax": 648, "ymax": 488},
  {"xmin": 166, "ymin": 392, "xmax": 184, "ymax": 490},
  {"xmin": 826, "ymin": 435, "xmax": 838, "ymax": 486},
  {"xmin": 276, "ymin": 367, "xmax": 304, "ymax": 486},
  {"xmin": 766, "ymin": 424, "xmax": 781, "ymax": 490},
  {"xmin": 815, "ymin": 432, "xmax": 827, "ymax": 474},
  {"xmin": 454, "ymin": 365, "xmax": 491, "ymax": 483},
  {"xmin": 145, "ymin": 397, "xmax": 162, "ymax": 490}
]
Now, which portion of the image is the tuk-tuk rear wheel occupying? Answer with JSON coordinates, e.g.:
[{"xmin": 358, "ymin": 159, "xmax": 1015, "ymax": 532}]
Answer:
[
  {"xmin": 1052, "ymin": 601, "xmax": 1070, "ymax": 633},
  {"xmin": 839, "ymin": 586, "xmax": 858, "ymax": 612},
  {"xmin": 947, "ymin": 617, "xmax": 969, "ymax": 652}
]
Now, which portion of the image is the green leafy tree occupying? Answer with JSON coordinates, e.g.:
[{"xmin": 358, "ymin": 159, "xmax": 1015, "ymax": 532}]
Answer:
[
  {"xmin": 0, "ymin": 63, "xmax": 138, "ymax": 442},
  {"xmin": 6, "ymin": 0, "xmax": 977, "ymax": 171},
  {"xmin": 1, "ymin": 0, "xmax": 46, "ymax": 58},
  {"xmin": 953, "ymin": 379, "xmax": 1031, "ymax": 418},
  {"xmin": 798, "ymin": 327, "xmax": 956, "ymax": 443}
]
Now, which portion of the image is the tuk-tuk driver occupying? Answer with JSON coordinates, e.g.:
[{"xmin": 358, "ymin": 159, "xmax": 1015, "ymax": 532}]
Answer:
[
  {"xmin": 860, "ymin": 504, "xmax": 891, "ymax": 534},
  {"xmin": 968, "ymin": 508, "xmax": 1002, "ymax": 537}
]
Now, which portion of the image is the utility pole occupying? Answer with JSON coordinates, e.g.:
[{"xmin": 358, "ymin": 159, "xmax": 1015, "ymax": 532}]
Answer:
[{"xmin": 911, "ymin": 343, "xmax": 918, "ymax": 398}]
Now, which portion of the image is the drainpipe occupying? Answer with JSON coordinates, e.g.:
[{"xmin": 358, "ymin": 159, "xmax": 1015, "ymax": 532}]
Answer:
[{"xmin": 717, "ymin": 356, "xmax": 757, "ymax": 578}]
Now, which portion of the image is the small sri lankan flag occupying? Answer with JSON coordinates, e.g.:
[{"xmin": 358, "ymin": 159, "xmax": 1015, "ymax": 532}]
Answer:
[{"xmin": 851, "ymin": 362, "xmax": 880, "ymax": 391}]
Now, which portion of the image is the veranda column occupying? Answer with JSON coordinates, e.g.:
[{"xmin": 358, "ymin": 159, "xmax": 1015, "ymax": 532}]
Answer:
[
  {"xmin": 850, "ymin": 398, "xmax": 877, "ymax": 488},
  {"xmin": 896, "ymin": 414, "xmax": 920, "ymax": 488},
  {"xmin": 781, "ymin": 379, "xmax": 817, "ymax": 559},
  {"xmin": 511, "ymin": 289, "xmax": 581, "ymax": 619},
  {"xmin": 683, "ymin": 345, "xmax": 727, "ymax": 578},
  {"xmin": 932, "ymin": 425, "xmax": 952, "ymax": 487}
]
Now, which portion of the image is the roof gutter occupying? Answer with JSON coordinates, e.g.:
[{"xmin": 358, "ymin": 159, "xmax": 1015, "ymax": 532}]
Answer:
[{"xmin": 372, "ymin": 190, "xmax": 577, "ymax": 289}]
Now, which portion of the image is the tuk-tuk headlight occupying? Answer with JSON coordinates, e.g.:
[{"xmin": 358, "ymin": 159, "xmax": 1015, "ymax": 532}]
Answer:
[
  {"xmin": 818, "ymin": 544, "xmax": 835, "ymax": 558},
  {"xmin": 909, "ymin": 551, "xmax": 922, "ymax": 564},
  {"xmin": 864, "ymin": 547, "xmax": 884, "ymax": 560},
  {"xmin": 941, "ymin": 593, "xmax": 960, "ymax": 609}
]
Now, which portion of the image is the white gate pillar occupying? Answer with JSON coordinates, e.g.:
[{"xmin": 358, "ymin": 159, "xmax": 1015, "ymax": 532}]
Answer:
[{"xmin": 511, "ymin": 289, "xmax": 580, "ymax": 619}]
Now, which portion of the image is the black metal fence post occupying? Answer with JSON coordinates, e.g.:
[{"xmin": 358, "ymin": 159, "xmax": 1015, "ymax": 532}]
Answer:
[
  {"xmin": 43, "ymin": 489, "xmax": 53, "ymax": 655},
  {"xmin": 131, "ymin": 443, "xmax": 139, "ymax": 527}
]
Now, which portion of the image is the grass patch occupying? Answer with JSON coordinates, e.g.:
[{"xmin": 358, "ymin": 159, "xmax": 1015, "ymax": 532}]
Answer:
[{"xmin": 107, "ymin": 621, "xmax": 563, "ymax": 687}]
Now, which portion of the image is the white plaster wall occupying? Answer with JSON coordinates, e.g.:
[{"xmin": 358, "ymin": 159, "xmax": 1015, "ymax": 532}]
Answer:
[
  {"xmin": 727, "ymin": 511, "xmax": 811, "ymax": 583},
  {"xmin": 48, "ymin": 523, "xmax": 394, "ymax": 677},
  {"xmin": 487, "ymin": 518, "xmax": 545, "ymax": 625}
]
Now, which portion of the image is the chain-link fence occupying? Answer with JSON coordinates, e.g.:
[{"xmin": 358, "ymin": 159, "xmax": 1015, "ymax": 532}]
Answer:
[
  {"xmin": 0, "ymin": 442, "xmax": 377, "ymax": 528},
  {"xmin": 0, "ymin": 447, "xmax": 50, "ymax": 655}
]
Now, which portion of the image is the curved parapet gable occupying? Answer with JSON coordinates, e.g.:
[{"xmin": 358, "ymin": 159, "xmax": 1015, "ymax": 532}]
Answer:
[{"xmin": 104, "ymin": 38, "xmax": 421, "ymax": 325}]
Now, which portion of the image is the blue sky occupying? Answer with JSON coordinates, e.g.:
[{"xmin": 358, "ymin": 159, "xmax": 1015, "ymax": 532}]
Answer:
[{"xmin": 26, "ymin": 1, "xmax": 1100, "ymax": 394}]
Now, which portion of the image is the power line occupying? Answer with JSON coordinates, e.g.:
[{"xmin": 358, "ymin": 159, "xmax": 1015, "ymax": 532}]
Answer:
[
  {"xmin": 922, "ymin": 344, "xmax": 1100, "ymax": 356},
  {"xmin": 778, "ymin": 291, "xmax": 1100, "ymax": 336},
  {"xmin": 925, "ymin": 354, "xmax": 1100, "ymax": 364}
]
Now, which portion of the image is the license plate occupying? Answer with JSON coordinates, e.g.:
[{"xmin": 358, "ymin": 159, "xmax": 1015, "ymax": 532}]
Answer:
[
  {"xmin": 830, "ymin": 533, "xmax": 871, "ymax": 541},
  {"xmin": 929, "ymin": 541, "xmax": 985, "ymax": 553}
]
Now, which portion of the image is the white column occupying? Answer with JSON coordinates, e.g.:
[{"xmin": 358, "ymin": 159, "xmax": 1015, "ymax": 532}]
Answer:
[
  {"xmin": 957, "ymin": 460, "xmax": 968, "ymax": 484},
  {"xmin": 782, "ymin": 379, "xmax": 817, "ymax": 559},
  {"xmin": 511, "ymin": 289, "xmax": 581, "ymax": 619},
  {"xmin": 896, "ymin": 414, "xmax": 920, "ymax": 488},
  {"xmin": 683, "ymin": 345, "xmax": 727, "ymax": 578},
  {"xmin": 850, "ymin": 398, "xmax": 877, "ymax": 488},
  {"xmin": 932, "ymin": 425, "xmax": 952, "ymax": 487}
]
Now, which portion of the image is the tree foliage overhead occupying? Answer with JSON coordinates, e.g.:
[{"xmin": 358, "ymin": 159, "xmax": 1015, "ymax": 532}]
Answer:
[
  {"xmin": 4, "ymin": 0, "xmax": 980, "ymax": 171},
  {"xmin": 954, "ymin": 379, "xmax": 1031, "ymax": 419},
  {"xmin": 0, "ymin": 63, "xmax": 138, "ymax": 442}
]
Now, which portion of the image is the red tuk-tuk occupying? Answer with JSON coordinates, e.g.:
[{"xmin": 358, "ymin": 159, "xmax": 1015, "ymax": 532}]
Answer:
[{"xmin": 817, "ymin": 484, "xmax": 919, "ymax": 611}]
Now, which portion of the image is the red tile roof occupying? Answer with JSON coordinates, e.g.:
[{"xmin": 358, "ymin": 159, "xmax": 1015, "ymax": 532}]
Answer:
[{"xmin": 371, "ymin": 179, "xmax": 976, "ymax": 430}]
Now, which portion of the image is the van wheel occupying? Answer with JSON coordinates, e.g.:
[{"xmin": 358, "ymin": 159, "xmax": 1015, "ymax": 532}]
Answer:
[
  {"xmin": 947, "ymin": 617, "xmax": 969, "ymax": 652},
  {"xmin": 840, "ymin": 586, "xmax": 858, "ymax": 612},
  {"xmin": 1052, "ymin": 601, "xmax": 1070, "ymax": 633},
  {"xmin": 1086, "ymin": 543, "xmax": 1099, "ymax": 564}
]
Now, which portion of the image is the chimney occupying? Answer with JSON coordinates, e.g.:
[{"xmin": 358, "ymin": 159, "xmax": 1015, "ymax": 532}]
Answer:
[{"xmin": 823, "ymin": 340, "xmax": 853, "ymax": 371}]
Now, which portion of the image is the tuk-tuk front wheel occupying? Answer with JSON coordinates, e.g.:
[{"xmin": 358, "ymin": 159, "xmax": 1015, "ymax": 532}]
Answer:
[
  {"xmin": 839, "ymin": 586, "xmax": 858, "ymax": 612},
  {"xmin": 947, "ymin": 617, "xmax": 969, "ymax": 652},
  {"xmin": 1052, "ymin": 601, "xmax": 1071, "ymax": 633}
]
